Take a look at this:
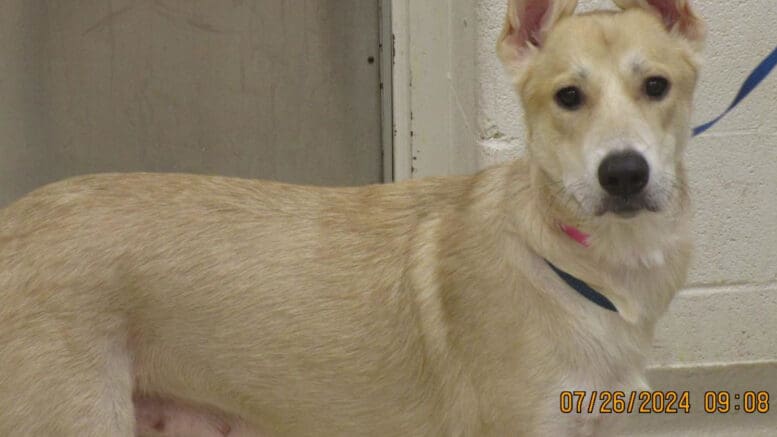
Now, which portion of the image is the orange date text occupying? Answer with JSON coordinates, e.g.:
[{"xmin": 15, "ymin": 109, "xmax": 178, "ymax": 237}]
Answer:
[{"xmin": 559, "ymin": 390, "xmax": 691, "ymax": 414}]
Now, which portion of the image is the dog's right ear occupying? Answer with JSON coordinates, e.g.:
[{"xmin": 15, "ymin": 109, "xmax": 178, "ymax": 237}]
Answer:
[
  {"xmin": 497, "ymin": 0, "xmax": 578, "ymax": 68},
  {"xmin": 613, "ymin": 0, "xmax": 705, "ymax": 49}
]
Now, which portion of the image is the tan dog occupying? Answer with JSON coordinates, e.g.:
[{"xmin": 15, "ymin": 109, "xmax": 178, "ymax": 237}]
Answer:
[{"xmin": 0, "ymin": 1, "xmax": 705, "ymax": 435}]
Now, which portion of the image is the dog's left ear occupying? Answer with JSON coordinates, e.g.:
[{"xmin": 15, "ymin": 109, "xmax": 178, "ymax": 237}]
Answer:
[
  {"xmin": 497, "ymin": 0, "xmax": 579, "ymax": 68},
  {"xmin": 614, "ymin": 0, "xmax": 706, "ymax": 48}
]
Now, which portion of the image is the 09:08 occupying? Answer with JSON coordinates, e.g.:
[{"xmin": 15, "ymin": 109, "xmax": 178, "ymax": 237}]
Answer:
[{"xmin": 704, "ymin": 391, "xmax": 769, "ymax": 414}]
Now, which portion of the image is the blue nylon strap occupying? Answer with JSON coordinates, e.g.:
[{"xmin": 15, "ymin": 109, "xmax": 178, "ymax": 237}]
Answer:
[
  {"xmin": 545, "ymin": 260, "xmax": 618, "ymax": 312},
  {"xmin": 693, "ymin": 45, "xmax": 777, "ymax": 137}
]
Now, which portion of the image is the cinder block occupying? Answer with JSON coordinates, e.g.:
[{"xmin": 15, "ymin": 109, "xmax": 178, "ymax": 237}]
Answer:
[
  {"xmin": 687, "ymin": 134, "xmax": 777, "ymax": 286},
  {"xmin": 651, "ymin": 286, "xmax": 777, "ymax": 366}
]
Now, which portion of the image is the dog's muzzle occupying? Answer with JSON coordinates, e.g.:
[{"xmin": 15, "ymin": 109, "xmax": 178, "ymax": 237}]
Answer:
[{"xmin": 596, "ymin": 151, "xmax": 655, "ymax": 217}]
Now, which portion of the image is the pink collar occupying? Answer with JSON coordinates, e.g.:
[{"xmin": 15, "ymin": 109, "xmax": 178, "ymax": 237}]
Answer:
[{"xmin": 560, "ymin": 224, "xmax": 591, "ymax": 248}]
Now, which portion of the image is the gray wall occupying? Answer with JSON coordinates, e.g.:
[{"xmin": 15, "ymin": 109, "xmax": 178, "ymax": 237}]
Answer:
[{"xmin": 0, "ymin": 0, "xmax": 384, "ymax": 206}]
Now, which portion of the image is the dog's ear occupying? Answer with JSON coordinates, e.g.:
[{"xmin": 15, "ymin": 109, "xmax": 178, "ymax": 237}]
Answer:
[
  {"xmin": 613, "ymin": 0, "xmax": 705, "ymax": 47},
  {"xmin": 497, "ymin": 0, "xmax": 578, "ymax": 68}
]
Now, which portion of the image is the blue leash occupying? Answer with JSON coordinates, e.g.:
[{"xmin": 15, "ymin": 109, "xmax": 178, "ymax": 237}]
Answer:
[
  {"xmin": 550, "ymin": 45, "xmax": 777, "ymax": 313},
  {"xmin": 693, "ymin": 45, "xmax": 777, "ymax": 137}
]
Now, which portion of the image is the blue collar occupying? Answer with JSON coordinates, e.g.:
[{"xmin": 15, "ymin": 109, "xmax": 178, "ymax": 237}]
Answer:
[{"xmin": 545, "ymin": 260, "xmax": 618, "ymax": 313}]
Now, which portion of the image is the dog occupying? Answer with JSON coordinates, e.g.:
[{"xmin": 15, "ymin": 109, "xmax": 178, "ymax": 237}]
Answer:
[{"xmin": 0, "ymin": 0, "xmax": 705, "ymax": 435}]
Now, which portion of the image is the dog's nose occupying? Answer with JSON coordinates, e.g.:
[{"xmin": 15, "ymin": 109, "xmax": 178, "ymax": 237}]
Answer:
[{"xmin": 598, "ymin": 151, "xmax": 650, "ymax": 197}]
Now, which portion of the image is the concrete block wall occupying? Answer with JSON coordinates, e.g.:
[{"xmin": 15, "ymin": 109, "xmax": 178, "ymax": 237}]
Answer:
[{"xmin": 476, "ymin": 0, "xmax": 777, "ymax": 369}]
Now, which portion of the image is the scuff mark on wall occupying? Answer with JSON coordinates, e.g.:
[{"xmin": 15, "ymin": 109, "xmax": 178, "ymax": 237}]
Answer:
[{"xmin": 83, "ymin": 3, "xmax": 135, "ymax": 35}]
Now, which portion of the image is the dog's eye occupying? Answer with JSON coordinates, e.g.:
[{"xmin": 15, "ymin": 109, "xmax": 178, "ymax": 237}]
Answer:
[
  {"xmin": 644, "ymin": 76, "xmax": 670, "ymax": 100},
  {"xmin": 555, "ymin": 86, "xmax": 584, "ymax": 110}
]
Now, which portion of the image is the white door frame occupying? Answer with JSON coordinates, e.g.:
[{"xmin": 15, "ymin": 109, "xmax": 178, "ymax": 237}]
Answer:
[
  {"xmin": 378, "ymin": 0, "xmax": 396, "ymax": 182},
  {"xmin": 384, "ymin": 0, "xmax": 479, "ymax": 181}
]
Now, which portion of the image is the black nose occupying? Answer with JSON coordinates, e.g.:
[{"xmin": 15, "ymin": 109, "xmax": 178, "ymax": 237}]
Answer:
[{"xmin": 597, "ymin": 151, "xmax": 650, "ymax": 197}]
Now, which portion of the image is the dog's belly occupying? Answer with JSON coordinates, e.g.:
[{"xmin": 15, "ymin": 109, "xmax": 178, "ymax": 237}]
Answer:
[{"xmin": 134, "ymin": 396, "xmax": 261, "ymax": 437}]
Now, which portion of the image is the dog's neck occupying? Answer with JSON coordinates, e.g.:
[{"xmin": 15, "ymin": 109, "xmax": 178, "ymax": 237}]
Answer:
[
  {"xmin": 527, "ymin": 161, "xmax": 690, "ymax": 268},
  {"xmin": 506, "ymin": 160, "xmax": 692, "ymax": 326}
]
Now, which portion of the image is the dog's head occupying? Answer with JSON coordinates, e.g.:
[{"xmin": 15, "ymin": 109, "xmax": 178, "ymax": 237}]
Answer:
[{"xmin": 498, "ymin": 0, "xmax": 705, "ymax": 220}]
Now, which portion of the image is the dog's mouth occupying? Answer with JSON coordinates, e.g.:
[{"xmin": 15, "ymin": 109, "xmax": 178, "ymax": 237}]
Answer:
[{"xmin": 596, "ymin": 195, "xmax": 659, "ymax": 218}]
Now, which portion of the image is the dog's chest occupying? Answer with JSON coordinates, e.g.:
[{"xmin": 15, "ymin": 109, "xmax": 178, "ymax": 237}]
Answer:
[{"xmin": 523, "ymin": 297, "xmax": 652, "ymax": 435}]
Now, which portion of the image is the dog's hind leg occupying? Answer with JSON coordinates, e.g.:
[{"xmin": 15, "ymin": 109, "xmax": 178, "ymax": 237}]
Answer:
[{"xmin": 0, "ymin": 309, "xmax": 134, "ymax": 436}]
